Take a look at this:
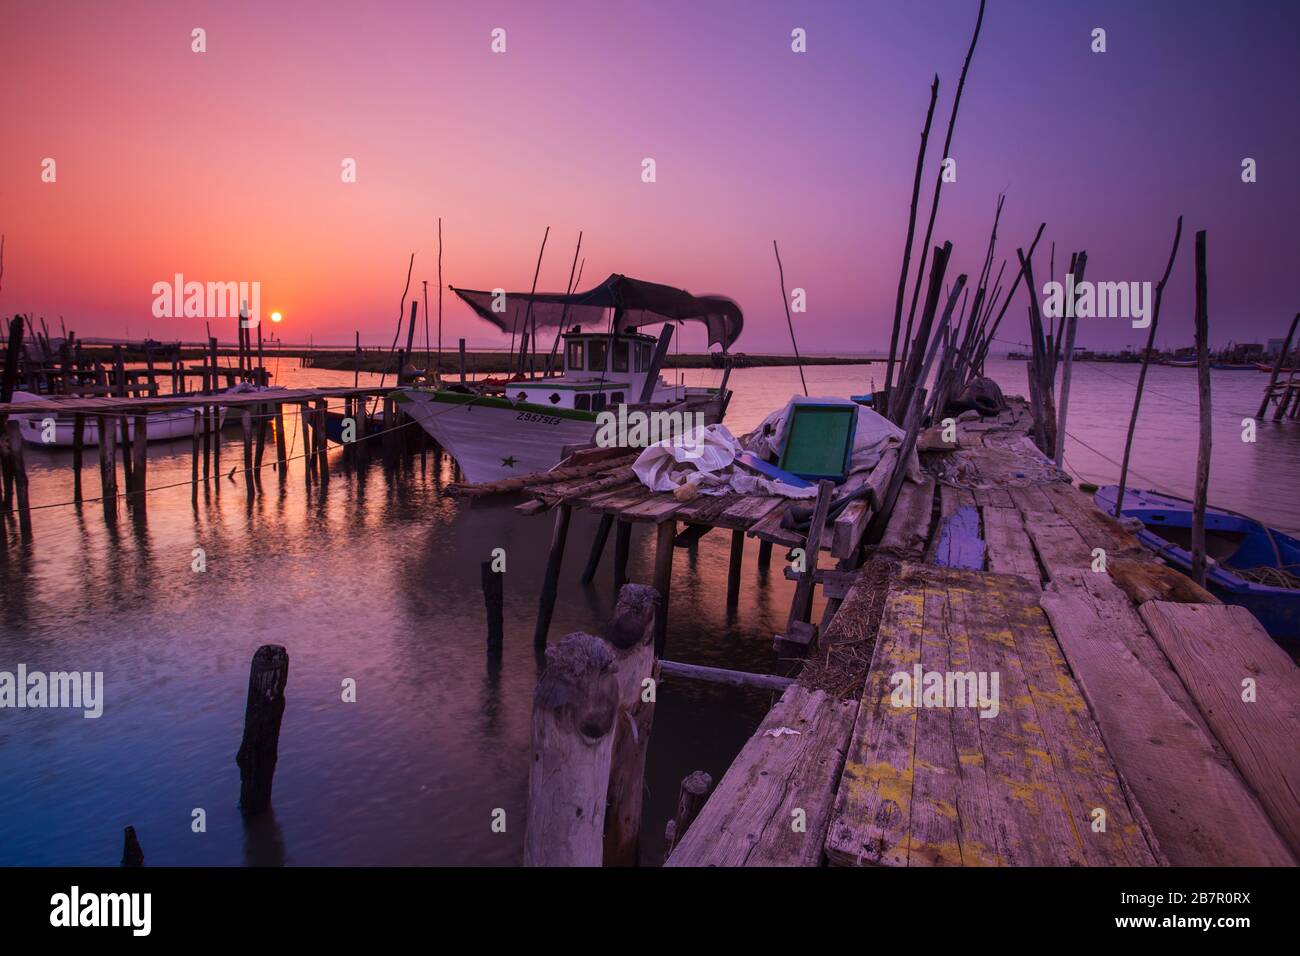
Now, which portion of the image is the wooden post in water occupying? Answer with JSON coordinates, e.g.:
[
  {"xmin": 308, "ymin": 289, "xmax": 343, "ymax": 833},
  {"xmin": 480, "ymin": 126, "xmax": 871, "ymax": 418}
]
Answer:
[
  {"xmin": 72, "ymin": 413, "xmax": 85, "ymax": 503},
  {"xmin": 121, "ymin": 826, "xmax": 144, "ymax": 867},
  {"xmin": 757, "ymin": 539, "xmax": 773, "ymax": 571},
  {"xmin": 240, "ymin": 408, "xmax": 254, "ymax": 499},
  {"xmin": 458, "ymin": 338, "xmax": 466, "ymax": 384},
  {"xmin": 534, "ymin": 503, "xmax": 573, "ymax": 648},
  {"xmin": 481, "ymin": 560, "xmax": 504, "ymax": 657},
  {"xmin": 580, "ymin": 513, "xmax": 614, "ymax": 585},
  {"xmin": 118, "ymin": 415, "xmax": 134, "ymax": 497},
  {"xmin": 664, "ymin": 771, "xmax": 713, "ymax": 857},
  {"xmin": 274, "ymin": 402, "xmax": 288, "ymax": 477},
  {"xmin": 1257, "ymin": 312, "xmax": 1300, "ymax": 420},
  {"xmin": 612, "ymin": 519, "xmax": 631, "ymax": 596},
  {"xmin": 236, "ymin": 644, "xmax": 289, "ymax": 815},
  {"xmin": 191, "ymin": 410, "xmax": 200, "ymax": 502},
  {"xmin": 4, "ymin": 420, "xmax": 31, "ymax": 535},
  {"xmin": 601, "ymin": 583, "xmax": 659, "ymax": 867},
  {"xmin": 651, "ymin": 520, "xmax": 676, "ymax": 654},
  {"xmin": 97, "ymin": 414, "xmax": 117, "ymax": 523},
  {"xmin": 298, "ymin": 404, "xmax": 313, "ymax": 491},
  {"xmin": 726, "ymin": 528, "xmax": 745, "ymax": 608},
  {"xmin": 523, "ymin": 632, "xmax": 618, "ymax": 867},
  {"xmin": 1115, "ymin": 216, "xmax": 1183, "ymax": 517},
  {"xmin": 1190, "ymin": 230, "xmax": 1212, "ymax": 588},
  {"xmin": 314, "ymin": 399, "xmax": 329, "ymax": 487},
  {"xmin": 131, "ymin": 414, "xmax": 148, "ymax": 510}
]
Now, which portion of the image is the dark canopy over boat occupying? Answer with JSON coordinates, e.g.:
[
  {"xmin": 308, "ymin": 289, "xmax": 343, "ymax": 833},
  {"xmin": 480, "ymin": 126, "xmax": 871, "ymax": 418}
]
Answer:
[{"xmin": 449, "ymin": 273, "xmax": 744, "ymax": 351}]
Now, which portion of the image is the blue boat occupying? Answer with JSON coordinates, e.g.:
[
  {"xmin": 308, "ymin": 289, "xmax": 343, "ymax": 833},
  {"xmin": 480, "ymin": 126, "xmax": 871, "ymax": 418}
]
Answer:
[{"xmin": 1094, "ymin": 486, "xmax": 1300, "ymax": 645}]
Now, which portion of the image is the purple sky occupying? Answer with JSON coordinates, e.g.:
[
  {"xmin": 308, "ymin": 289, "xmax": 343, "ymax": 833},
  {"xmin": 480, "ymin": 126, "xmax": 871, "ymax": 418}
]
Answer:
[{"xmin": 1, "ymin": 0, "xmax": 1296, "ymax": 352}]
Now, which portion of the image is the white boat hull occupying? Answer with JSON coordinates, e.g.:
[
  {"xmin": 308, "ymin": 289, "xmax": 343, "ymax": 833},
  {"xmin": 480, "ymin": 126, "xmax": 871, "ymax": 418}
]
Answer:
[
  {"xmin": 11, "ymin": 406, "xmax": 228, "ymax": 447},
  {"xmin": 394, "ymin": 390, "xmax": 599, "ymax": 484}
]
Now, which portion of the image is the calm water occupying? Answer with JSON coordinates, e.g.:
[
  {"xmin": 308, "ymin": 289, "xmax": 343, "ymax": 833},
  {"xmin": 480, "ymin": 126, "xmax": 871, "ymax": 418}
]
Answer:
[{"xmin": 1, "ymin": 358, "xmax": 1297, "ymax": 866}]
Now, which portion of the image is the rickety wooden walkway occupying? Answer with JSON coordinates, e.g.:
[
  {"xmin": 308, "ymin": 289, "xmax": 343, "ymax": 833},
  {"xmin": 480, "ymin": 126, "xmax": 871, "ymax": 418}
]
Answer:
[
  {"xmin": 666, "ymin": 404, "xmax": 1300, "ymax": 867},
  {"xmin": 0, "ymin": 385, "xmax": 385, "ymax": 415}
]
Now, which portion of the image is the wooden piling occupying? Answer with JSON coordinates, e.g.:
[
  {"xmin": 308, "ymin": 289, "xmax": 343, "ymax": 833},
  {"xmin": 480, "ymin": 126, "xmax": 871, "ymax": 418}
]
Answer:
[
  {"xmin": 482, "ymin": 560, "xmax": 504, "ymax": 657},
  {"xmin": 191, "ymin": 410, "xmax": 200, "ymax": 501},
  {"xmin": 299, "ymin": 404, "xmax": 314, "ymax": 491},
  {"xmin": 580, "ymin": 513, "xmax": 614, "ymax": 585},
  {"xmin": 72, "ymin": 413, "xmax": 85, "ymax": 503},
  {"xmin": 241, "ymin": 408, "xmax": 254, "ymax": 496},
  {"xmin": 612, "ymin": 519, "xmax": 631, "ymax": 596},
  {"xmin": 664, "ymin": 771, "xmax": 713, "ymax": 857},
  {"xmin": 235, "ymin": 644, "xmax": 290, "ymax": 815},
  {"xmin": 121, "ymin": 826, "xmax": 144, "ymax": 867},
  {"xmin": 534, "ymin": 503, "xmax": 573, "ymax": 648},
  {"xmin": 757, "ymin": 539, "xmax": 773, "ymax": 570},
  {"xmin": 1257, "ymin": 312, "xmax": 1300, "ymax": 420},
  {"xmin": 5, "ymin": 420, "xmax": 31, "ymax": 535},
  {"xmin": 1190, "ymin": 230, "xmax": 1212, "ymax": 588},
  {"xmin": 523, "ymin": 632, "xmax": 618, "ymax": 867},
  {"xmin": 458, "ymin": 337, "xmax": 467, "ymax": 383},
  {"xmin": 97, "ymin": 414, "xmax": 117, "ymax": 522},
  {"xmin": 726, "ymin": 528, "xmax": 745, "ymax": 607},
  {"xmin": 131, "ymin": 414, "xmax": 148, "ymax": 507},
  {"xmin": 601, "ymin": 583, "xmax": 659, "ymax": 866},
  {"xmin": 314, "ymin": 399, "xmax": 329, "ymax": 486},
  {"xmin": 651, "ymin": 520, "xmax": 676, "ymax": 654},
  {"xmin": 274, "ymin": 402, "xmax": 288, "ymax": 476}
]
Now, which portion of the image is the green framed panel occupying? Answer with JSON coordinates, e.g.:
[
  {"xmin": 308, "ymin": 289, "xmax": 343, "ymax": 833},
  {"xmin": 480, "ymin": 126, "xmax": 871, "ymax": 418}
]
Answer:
[{"xmin": 778, "ymin": 402, "xmax": 857, "ymax": 481}]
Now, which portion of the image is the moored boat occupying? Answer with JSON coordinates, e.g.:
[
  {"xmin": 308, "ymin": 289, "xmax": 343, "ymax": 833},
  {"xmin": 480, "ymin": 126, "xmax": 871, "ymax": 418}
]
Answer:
[
  {"xmin": 394, "ymin": 274, "xmax": 741, "ymax": 484},
  {"xmin": 8, "ymin": 389, "xmax": 237, "ymax": 446},
  {"xmin": 1094, "ymin": 485, "xmax": 1300, "ymax": 645}
]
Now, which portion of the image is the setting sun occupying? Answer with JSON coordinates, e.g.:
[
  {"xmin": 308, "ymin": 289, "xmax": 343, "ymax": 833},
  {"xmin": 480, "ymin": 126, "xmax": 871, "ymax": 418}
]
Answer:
[{"xmin": 270, "ymin": 311, "xmax": 282, "ymax": 323}]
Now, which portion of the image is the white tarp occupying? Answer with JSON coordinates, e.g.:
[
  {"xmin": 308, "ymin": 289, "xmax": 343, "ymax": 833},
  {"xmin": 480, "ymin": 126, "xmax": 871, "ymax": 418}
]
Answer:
[{"xmin": 630, "ymin": 396, "xmax": 919, "ymax": 499}]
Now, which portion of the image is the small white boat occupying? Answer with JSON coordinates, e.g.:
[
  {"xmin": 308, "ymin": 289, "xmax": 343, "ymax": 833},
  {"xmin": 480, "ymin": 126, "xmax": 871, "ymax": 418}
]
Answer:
[
  {"xmin": 395, "ymin": 274, "xmax": 741, "ymax": 485},
  {"xmin": 8, "ymin": 389, "xmax": 232, "ymax": 447}
]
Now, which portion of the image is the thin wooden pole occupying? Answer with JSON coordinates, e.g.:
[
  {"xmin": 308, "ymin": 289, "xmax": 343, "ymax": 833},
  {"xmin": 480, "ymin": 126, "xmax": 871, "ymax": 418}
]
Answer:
[
  {"xmin": 534, "ymin": 503, "xmax": 573, "ymax": 648},
  {"xmin": 773, "ymin": 240, "xmax": 807, "ymax": 397},
  {"xmin": 1190, "ymin": 230, "xmax": 1212, "ymax": 588},
  {"xmin": 314, "ymin": 399, "xmax": 329, "ymax": 487},
  {"xmin": 883, "ymin": 74, "xmax": 939, "ymax": 419},
  {"xmin": 1115, "ymin": 217, "xmax": 1183, "ymax": 517},
  {"xmin": 131, "ymin": 413, "xmax": 148, "ymax": 509},
  {"xmin": 1053, "ymin": 311, "xmax": 1079, "ymax": 468},
  {"xmin": 97, "ymin": 414, "xmax": 117, "ymax": 523},
  {"xmin": 191, "ymin": 409, "xmax": 200, "ymax": 502},
  {"xmin": 274, "ymin": 402, "xmax": 288, "ymax": 476},
  {"xmin": 241, "ymin": 408, "xmax": 254, "ymax": 498}
]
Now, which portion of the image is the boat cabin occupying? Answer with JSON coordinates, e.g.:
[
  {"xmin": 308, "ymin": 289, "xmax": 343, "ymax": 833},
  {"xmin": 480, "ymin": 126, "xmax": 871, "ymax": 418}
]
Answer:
[{"xmin": 508, "ymin": 329, "xmax": 687, "ymax": 412}]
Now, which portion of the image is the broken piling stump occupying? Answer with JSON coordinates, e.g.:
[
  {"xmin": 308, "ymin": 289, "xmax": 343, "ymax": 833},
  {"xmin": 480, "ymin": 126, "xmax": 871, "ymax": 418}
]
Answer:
[{"xmin": 236, "ymin": 644, "xmax": 290, "ymax": 815}]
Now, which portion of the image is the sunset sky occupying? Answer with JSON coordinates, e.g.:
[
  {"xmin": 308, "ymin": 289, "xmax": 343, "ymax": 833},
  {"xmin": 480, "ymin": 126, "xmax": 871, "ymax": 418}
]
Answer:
[{"xmin": 1, "ymin": 0, "xmax": 1296, "ymax": 352}]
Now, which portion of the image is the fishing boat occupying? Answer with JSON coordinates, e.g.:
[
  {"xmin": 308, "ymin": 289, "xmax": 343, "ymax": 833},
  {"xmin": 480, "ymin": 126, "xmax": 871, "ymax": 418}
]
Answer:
[
  {"xmin": 393, "ymin": 274, "xmax": 741, "ymax": 484},
  {"xmin": 1094, "ymin": 485, "xmax": 1300, "ymax": 644},
  {"xmin": 1210, "ymin": 362, "xmax": 1257, "ymax": 371},
  {"xmin": 1167, "ymin": 358, "xmax": 1198, "ymax": 368},
  {"xmin": 1256, "ymin": 362, "xmax": 1299, "ymax": 373},
  {"xmin": 5, "ymin": 385, "xmax": 256, "ymax": 446}
]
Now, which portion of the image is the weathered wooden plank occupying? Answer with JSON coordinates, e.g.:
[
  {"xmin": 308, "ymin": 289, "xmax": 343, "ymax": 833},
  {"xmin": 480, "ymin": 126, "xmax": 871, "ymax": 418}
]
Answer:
[
  {"xmin": 1105, "ymin": 556, "xmax": 1219, "ymax": 606},
  {"xmin": 1007, "ymin": 484, "xmax": 1054, "ymax": 515},
  {"xmin": 1023, "ymin": 510, "xmax": 1095, "ymax": 581},
  {"xmin": 1001, "ymin": 577, "xmax": 1160, "ymax": 866},
  {"xmin": 981, "ymin": 505, "xmax": 1041, "ymax": 583},
  {"xmin": 620, "ymin": 493, "xmax": 685, "ymax": 523},
  {"xmin": 1041, "ymin": 482, "xmax": 1144, "ymax": 555},
  {"xmin": 832, "ymin": 499, "xmax": 872, "ymax": 560},
  {"xmin": 666, "ymin": 685, "xmax": 857, "ymax": 867},
  {"xmin": 970, "ymin": 487, "xmax": 1012, "ymax": 508},
  {"xmin": 1041, "ymin": 577, "xmax": 1294, "ymax": 866},
  {"xmin": 879, "ymin": 477, "xmax": 935, "ymax": 555},
  {"xmin": 826, "ymin": 576, "xmax": 926, "ymax": 866},
  {"xmin": 1138, "ymin": 601, "xmax": 1300, "ymax": 858}
]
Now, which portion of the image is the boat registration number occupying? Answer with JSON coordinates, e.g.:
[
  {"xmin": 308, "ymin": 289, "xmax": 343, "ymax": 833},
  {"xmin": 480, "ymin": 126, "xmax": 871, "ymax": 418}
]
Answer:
[{"xmin": 516, "ymin": 412, "xmax": 562, "ymax": 426}]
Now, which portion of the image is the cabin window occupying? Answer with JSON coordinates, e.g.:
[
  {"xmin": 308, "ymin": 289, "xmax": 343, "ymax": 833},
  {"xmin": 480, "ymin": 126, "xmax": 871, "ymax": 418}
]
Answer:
[
  {"xmin": 587, "ymin": 339, "xmax": 608, "ymax": 372},
  {"xmin": 610, "ymin": 391, "xmax": 624, "ymax": 404},
  {"xmin": 635, "ymin": 343, "xmax": 652, "ymax": 372},
  {"xmin": 575, "ymin": 394, "xmax": 591, "ymax": 411},
  {"xmin": 567, "ymin": 340, "xmax": 584, "ymax": 370},
  {"xmin": 612, "ymin": 342, "xmax": 629, "ymax": 372},
  {"xmin": 592, "ymin": 392, "xmax": 608, "ymax": 412}
]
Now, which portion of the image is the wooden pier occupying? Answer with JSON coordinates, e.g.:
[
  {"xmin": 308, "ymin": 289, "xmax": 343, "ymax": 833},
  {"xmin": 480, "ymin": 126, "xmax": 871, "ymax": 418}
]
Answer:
[{"xmin": 490, "ymin": 398, "xmax": 1299, "ymax": 867}]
